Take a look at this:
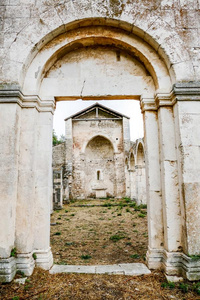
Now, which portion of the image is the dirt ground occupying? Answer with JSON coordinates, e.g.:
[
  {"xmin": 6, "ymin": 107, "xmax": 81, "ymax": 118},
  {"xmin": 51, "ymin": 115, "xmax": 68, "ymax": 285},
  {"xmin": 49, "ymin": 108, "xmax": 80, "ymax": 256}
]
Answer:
[
  {"xmin": 50, "ymin": 198, "xmax": 148, "ymax": 265},
  {"xmin": 1, "ymin": 198, "xmax": 200, "ymax": 300}
]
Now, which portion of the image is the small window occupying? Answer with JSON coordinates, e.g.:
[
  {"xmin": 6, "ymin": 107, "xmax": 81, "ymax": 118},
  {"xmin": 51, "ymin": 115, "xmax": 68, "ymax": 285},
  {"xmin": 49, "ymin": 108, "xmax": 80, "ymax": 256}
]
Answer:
[{"xmin": 97, "ymin": 170, "xmax": 100, "ymax": 180}]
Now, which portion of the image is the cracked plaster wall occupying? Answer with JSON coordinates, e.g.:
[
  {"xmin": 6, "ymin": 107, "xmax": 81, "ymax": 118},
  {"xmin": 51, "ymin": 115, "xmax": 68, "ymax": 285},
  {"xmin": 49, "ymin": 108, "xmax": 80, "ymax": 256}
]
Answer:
[{"xmin": 0, "ymin": 0, "xmax": 199, "ymax": 86}]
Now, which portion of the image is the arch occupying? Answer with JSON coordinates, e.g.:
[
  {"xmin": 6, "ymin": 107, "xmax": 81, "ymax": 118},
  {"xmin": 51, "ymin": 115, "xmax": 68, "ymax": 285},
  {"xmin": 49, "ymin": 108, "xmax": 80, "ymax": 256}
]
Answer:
[
  {"xmin": 136, "ymin": 142, "xmax": 145, "ymax": 166},
  {"xmin": 85, "ymin": 135, "xmax": 114, "ymax": 160},
  {"xmin": 16, "ymin": 17, "xmax": 194, "ymax": 91},
  {"xmin": 130, "ymin": 153, "xmax": 135, "ymax": 171},
  {"xmin": 21, "ymin": 20, "xmax": 175, "ymax": 98},
  {"xmin": 125, "ymin": 157, "xmax": 129, "ymax": 170},
  {"xmin": 83, "ymin": 134, "xmax": 116, "ymax": 154}
]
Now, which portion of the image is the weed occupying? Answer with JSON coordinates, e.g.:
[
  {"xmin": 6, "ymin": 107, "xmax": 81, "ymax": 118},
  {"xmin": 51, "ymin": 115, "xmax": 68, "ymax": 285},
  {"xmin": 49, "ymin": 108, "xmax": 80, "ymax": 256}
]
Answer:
[
  {"xmin": 12, "ymin": 297, "xmax": 19, "ymax": 300},
  {"xmin": 126, "ymin": 242, "xmax": 132, "ymax": 246},
  {"xmin": 161, "ymin": 281, "xmax": 175, "ymax": 289},
  {"xmin": 58, "ymin": 217, "xmax": 61, "ymax": 220},
  {"xmin": 65, "ymin": 242, "xmax": 74, "ymax": 247},
  {"xmin": 139, "ymin": 204, "xmax": 147, "ymax": 209},
  {"xmin": 102, "ymin": 202, "xmax": 112, "ymax": 207},
  {"xmin": 188, "ymin": 254, "xmax": 200, "ymax": 260},
  {"xmin": 123, "ymin": 197, "xmax": 131, "ymax": 203},
  {"xmin": 70, "ymin": 214, "xmax": 75, "ymax": 216},
  {"xmin": 138, "ymin": 213, "xmax": 146, "ymax": 218},
  {"xmin": 16, "ymin": 270, "xmax": 25, "ymax": 277},
  {"xmin": 130, "ymin": 254, "xmax": 140, "ymax": 259},
  {"xmin": 110, "ymin": 234, "xmax": 125, "ymax": 242},
  {"xmin": 65, "ymin": 210, "xmax": 68, "ymax": 213},
  {"xmin": 117, "ymin": 213, "xmax": 122, "ymax": 216},
  {"xmin": 25, "ymin": 279, "xmax": 31, "ymax": 283},
  {"xmin": 32, "ymin": 252, "xmax": 37, "ymax": 260},
  {"xmin": 81, "ymin": 254, "xmax": 92, "ymax": 260},
  {"xmin": 11, "ymin": 248, "xmax": 17, "ymax": 257},
  {"xmin": 54, "ymin": 232, "xmax": 61, "ymax": 236},
  {"xmin": 129, "ymin": 202, "xmax": 136, "ymax": 208},
  {"xmin": 179, "ymin": 283, "xmax": 189, "ymax": 293},
  {"xmin": 192, "ymin": 282, "xmax": 200, "ymax": 295},
  {"xmin": 57, "ymin": 261, "xmax": 68, "ymax": 265}
]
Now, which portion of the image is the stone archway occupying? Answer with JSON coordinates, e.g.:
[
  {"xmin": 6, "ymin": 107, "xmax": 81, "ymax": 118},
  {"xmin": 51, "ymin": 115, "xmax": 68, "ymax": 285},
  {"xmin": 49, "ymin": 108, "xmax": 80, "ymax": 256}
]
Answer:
[
  {"xmin": 0, "ymin": 15, "xmax": 200, "ymax": 282},
  {"xmin": 84, "ymin": 136, "xmax": 115, "ymax": 199}
]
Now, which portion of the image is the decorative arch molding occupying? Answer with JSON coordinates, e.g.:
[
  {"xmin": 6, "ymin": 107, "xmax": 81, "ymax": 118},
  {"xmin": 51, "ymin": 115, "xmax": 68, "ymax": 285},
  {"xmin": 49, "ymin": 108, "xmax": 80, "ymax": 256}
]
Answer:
[
  {"xmin": 82, "ymin": 134, "xmax": 116, "ymax": 154},
  {"xmin": 22, "ymin": 25, "xmax": 172, "ymax": 98},
  {"xmin": 136, "ymin": 140, "xmax": 145, "ymax": 166},
  {"xmin": 11, "ymin": 17, "xmax": 193, "ymax": 90}
]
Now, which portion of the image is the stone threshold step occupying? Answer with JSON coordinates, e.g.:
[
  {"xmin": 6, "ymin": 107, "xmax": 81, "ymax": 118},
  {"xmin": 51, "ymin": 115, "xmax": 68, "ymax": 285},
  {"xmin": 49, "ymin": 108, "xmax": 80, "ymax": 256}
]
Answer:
[{"xmin": 50, "ymin": 263, "xmax": 151, "ymax": 276}]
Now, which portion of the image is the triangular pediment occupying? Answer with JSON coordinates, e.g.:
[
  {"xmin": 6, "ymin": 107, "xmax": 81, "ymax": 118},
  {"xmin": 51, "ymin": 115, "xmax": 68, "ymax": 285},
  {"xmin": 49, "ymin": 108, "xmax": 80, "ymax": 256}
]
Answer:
[{"xmin": 65, "ymin": 103, "xmax": 130, "ymax": 121}]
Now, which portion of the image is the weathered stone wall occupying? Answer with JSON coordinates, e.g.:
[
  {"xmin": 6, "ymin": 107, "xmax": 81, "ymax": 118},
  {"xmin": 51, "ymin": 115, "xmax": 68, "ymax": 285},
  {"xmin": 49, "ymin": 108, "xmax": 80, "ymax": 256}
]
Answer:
[
  {"xmin": 0, "ymin": 0, "xmax": 200, "ymax": 282},
  {"xmin": 0, "ymin": 0, "xmax": 199, "ymax": 87},
  {"xmin": 52, "ymin": 143, "xmax": 65, "ymax": 168},
  {"xmin": 126, "ymin": 138, "xmax": 146, "ymax": 204},
  {"xmin": 71, "ymin": 112, "xmax": 126, "ymax": 199}
]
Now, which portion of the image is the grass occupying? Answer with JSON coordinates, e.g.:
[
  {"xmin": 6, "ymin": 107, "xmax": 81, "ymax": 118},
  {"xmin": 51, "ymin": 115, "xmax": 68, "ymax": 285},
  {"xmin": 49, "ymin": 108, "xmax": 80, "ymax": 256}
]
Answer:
[
  {"xmin": 50, "ymin": 198, "xmax": 148, "ymax": 266},
  {"xmin": 80, "ymin": 254, "xmax": 92, "ymax": 260},
  {"xmin": 110, "ymin": 234, "xmax": 125, "ymax": 242}
]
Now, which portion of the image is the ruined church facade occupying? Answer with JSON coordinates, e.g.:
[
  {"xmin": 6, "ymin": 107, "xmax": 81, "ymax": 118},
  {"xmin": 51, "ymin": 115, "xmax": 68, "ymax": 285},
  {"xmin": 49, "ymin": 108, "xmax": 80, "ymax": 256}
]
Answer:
[
  {"xmin": 53, "ymin": 103, "xmax": 144, "ymax": 205},
  {"xmin": 1, "ymin": 0, "xmax": 200, "ymax": 282}
]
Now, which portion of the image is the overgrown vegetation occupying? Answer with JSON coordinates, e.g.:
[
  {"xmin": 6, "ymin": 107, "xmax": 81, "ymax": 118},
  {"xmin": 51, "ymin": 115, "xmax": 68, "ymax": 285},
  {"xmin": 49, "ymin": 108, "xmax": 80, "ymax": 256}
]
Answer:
[{"xmin": 52, "ymin": 129, "xmax": 65, "ymax": 146}]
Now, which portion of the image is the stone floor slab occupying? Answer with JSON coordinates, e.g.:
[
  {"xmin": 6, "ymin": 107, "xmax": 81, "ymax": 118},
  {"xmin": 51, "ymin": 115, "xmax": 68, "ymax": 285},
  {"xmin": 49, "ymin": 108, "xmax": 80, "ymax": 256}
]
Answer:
[{"xmin": 50, "ymin": 263, "xmax": 151, "ymax": 276}]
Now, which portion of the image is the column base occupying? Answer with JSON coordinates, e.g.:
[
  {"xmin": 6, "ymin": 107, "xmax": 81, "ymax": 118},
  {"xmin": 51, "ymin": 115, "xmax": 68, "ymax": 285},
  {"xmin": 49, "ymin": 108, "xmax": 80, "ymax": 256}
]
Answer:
[
  {"xmin": 16, "ymin": 252, "xmax": 35, "ymax": 276},
  {"xmin": 34, "ymin": 247, "xmax": 53, "ymax": 270},
  {"xmin": 147, "ymin": 247, "xmax": 200, "ymax": 281},
  {"xmin": 0, "ymin": 257, "xmax": 16, "ymax": 282}
]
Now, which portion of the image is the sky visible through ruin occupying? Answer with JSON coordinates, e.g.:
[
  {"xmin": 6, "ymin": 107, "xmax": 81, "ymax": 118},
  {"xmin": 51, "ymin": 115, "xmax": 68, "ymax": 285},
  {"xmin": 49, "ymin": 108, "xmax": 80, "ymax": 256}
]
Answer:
[{"xmin": 53, "ymin": 99, "xmax": 144, "ymax": 142}]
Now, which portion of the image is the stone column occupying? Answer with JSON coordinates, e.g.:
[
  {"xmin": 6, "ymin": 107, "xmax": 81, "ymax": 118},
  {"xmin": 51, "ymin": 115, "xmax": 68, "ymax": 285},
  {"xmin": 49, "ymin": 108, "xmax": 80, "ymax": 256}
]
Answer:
[
  {"xmin": 157, "ymin": 95, "xmax": 182, "ymax": 253},
  {"xmin": 130, "ymin": 169, "xmax": 137, "ymax": 200},
  {"xmin": 65, "ymin": 118, "xmax": 73, "ymax": 199},
  {"xmin": 172, "ymin": 83, "xmax": 200, "ymax": 280},
  {"xmin": 141, "ymin": 97, "xmax": 164, "ymax": 269},
  {"xmin": 0, "ymin": 88, "xmax": 21, "ymax": 281},
  {"xmin": 34, "ymin": 110, "xmax": 54, "ymax": 270},
  {"xmin": 15, "ymin": 107, "xmax": 38, "ymax": 275}
]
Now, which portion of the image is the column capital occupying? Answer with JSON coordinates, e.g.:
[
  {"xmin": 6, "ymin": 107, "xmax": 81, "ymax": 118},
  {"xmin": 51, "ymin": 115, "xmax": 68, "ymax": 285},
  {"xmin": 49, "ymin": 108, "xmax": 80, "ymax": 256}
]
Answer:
[
  {"xmin": 0, "ymin": 89, "xmax": 55, "ymax": 113},
  {"xmin": 140, "ymin": 97, "xmax": 157, "ymax": 112},
  {"xmin": 171, "ymin": 82, "xmax": 200, "ymax": 102}
]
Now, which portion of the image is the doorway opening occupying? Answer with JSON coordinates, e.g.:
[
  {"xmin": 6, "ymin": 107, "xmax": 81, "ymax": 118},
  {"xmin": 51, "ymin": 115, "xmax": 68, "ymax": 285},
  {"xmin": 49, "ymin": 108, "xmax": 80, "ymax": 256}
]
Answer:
[{"xmin": 51, "ymin": 99, "xmax": 148, "ymax": 266}]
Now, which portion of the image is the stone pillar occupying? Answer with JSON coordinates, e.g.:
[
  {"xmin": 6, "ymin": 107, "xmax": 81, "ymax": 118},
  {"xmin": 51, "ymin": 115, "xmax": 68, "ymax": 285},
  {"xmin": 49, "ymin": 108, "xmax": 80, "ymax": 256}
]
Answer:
[
  {"xmin": 65, "ymin": 118, "xmax": 73, "ymax": 199},
  {"xmin": 0, "ymin": 88, "xmax": 21, "ymax": 281},
  {"xmin": 157, "ymin": 97, "xmax": 182, "ymax": 253},
  {"xmin": 130, "ymin": 169, "xmax": 137, "ymax": 200},
  {"xmin": 15, "ymin": 107, "xmax": 38, "ymax": 275},
  {"xmin": 114, "ymin": 152, "xmax": 126, "ymax": 198},
  {"xmin": 141, "ymin": 97, "xmax": 164, "ymax": 269},
  {"xmin": 34, "ymin": 110, "xmax": 53, "ymax": 269},
  {"xmin": 172, "ymin": 83, "xmax": 200, "ymax": 280}
]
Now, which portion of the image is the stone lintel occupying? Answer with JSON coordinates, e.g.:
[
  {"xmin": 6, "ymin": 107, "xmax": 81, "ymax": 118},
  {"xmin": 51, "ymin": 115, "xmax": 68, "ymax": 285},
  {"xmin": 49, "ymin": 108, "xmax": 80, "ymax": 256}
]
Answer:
[{"xmin": 0, "ymin": 89, "xmax": 55, "ymax": 113}]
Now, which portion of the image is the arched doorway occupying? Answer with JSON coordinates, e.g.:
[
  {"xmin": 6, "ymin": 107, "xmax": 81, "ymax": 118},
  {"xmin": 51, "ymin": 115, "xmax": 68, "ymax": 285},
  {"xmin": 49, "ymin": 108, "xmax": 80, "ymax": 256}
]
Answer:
[
  {"xmin": 1, "ymin": 16, "xmax": 199, "ymax": 282},
  {"xmin": 85, "ymin": 136, "xmax": 115, "ymax": 199},
  {"xmin": 136, "ymin": 142, "xmax": 146, "ymax": 204}
]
